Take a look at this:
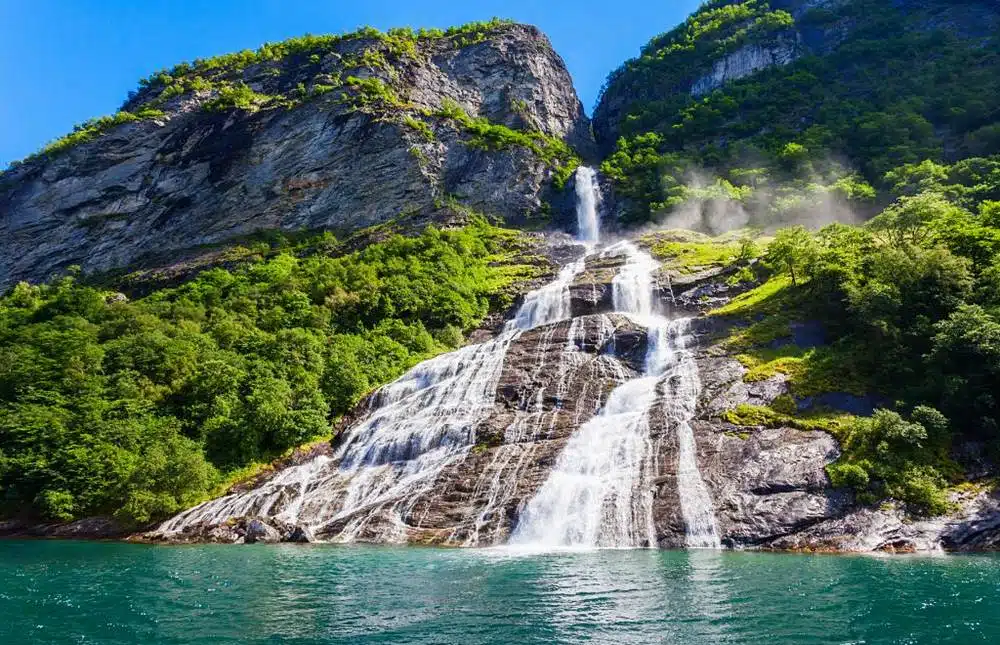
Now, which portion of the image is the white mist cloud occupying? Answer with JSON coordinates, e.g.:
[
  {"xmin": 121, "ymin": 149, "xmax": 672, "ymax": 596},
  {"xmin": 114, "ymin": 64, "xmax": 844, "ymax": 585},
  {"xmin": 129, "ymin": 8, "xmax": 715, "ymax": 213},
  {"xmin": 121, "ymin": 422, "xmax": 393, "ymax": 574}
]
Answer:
[{"xmin": 645, "ymin": 161, "xmax": 867, "ymax": 237}]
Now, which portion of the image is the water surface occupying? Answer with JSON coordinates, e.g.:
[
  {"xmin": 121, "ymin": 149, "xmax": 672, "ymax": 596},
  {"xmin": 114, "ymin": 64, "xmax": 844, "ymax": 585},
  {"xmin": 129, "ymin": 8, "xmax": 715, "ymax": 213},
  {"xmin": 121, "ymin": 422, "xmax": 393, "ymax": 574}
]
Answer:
[{"xmin": 2, "ymin": 541, "xmax": 998, "ymax": 644}]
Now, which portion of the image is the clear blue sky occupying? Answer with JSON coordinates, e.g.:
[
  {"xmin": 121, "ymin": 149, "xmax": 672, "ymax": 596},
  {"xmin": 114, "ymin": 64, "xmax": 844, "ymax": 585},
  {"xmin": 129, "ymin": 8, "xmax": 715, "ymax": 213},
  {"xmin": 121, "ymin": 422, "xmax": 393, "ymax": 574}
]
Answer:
[{"xmin": 0, "ymin": 0, "xmax": 701, "ymax": 167}]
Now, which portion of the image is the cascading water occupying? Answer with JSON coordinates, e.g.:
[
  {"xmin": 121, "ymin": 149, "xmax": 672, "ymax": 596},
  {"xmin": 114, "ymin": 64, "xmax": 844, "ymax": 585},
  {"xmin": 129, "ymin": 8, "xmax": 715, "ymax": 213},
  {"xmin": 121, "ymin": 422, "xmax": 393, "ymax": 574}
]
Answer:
[
  {"xmin": 574, "ymin": 166, "xmax": 601, "ymax": 244},
  {"xmin": 509, "ymin": 243, "xmax": 659, "ymax": 548},
  {"xmin": 159, "ymin": 261, "xmax": 585, "ymax": 540},
  {"xmin": 159, "ymin": 168, "xmax": 605, "ymax": 542},
  {"xmin": 662, "ymin": 320, "xmax": 722, "ymax": 549},
  {"xmin": 158, "ymin": 165, "xmax": 721, "ymax": 549},
  {"xmin": 510, "ymin": 242, "xmax": 721, "ymax": 549}
]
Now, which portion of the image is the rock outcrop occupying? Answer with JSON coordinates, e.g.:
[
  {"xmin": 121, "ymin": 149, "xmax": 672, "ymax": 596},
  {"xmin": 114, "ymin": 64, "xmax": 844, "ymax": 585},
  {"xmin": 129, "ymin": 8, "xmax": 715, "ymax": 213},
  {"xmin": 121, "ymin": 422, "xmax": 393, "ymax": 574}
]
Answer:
[
  {"xmin": 0, "ymin": 23, "xmax": 590, "ymax": 288},
  {"xmin": 689, "ymin": 40, "xmax": 800, "ymax": 97}
]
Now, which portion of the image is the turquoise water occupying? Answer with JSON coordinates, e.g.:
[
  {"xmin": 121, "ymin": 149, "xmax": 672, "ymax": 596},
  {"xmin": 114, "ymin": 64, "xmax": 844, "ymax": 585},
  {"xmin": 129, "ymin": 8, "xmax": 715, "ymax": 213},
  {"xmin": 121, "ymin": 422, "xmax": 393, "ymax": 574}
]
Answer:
[{"xmin": 2, "ymin": 541, "xmax": 999, "ymax": 644}]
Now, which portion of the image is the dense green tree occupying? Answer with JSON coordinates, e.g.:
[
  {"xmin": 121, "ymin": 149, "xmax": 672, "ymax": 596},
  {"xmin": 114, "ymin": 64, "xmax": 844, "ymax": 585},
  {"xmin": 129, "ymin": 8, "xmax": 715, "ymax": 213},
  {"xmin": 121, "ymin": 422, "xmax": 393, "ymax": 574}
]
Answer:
[
  {"xmin": 828, "ymin": 407, "xmax": 953, "ymax": 515},
  {"xmin": 598, "ymin": 0, "xmax": 1000, "ymax": 226},
  {"xmin": 0, "ymin": 217, "xmax": 533, "ymax": 525},
  {"xmin": 926, "ymin": 306, "xmax": 1000, "ymax": 437},
  {"xmin": 764, "ymin": 226, "xmax": 818, "ymax": 285}
]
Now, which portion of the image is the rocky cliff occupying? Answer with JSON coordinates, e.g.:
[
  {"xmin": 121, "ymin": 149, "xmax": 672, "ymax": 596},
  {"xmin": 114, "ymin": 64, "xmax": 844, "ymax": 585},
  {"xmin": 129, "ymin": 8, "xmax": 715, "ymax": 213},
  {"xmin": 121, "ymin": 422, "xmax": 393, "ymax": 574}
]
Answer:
[
  {"xmin": 0, "ymin": 22, "xmax": 590, "ymax": 288},
  {"xmin": 593, "ymin": 0, "xmax": 1000, "ymax": 155}
]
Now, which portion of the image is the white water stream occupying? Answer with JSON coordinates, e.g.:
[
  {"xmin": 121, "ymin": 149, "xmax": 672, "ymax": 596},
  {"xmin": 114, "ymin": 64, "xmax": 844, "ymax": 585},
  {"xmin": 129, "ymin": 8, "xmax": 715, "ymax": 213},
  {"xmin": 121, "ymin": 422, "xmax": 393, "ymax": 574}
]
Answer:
[
  {"xmin": 510, "ymin": 242, "xmax": 719, "ymax": 549},
  {"xmin": 158, "ymin": 166, "xmax": 720, "ymax": 549},
  {"xmin": 574, "ymin": 166, "xmax": 601, "ymax": 244}
]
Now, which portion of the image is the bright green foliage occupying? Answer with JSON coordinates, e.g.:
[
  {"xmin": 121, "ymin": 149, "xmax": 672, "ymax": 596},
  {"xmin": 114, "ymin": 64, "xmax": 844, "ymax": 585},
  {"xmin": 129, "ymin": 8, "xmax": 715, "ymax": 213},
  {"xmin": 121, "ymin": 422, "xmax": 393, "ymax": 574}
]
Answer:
[
  {"xmin": 643, "ymin": 229, "xmax": 758, "ymax": 274},
  {"xmin": 827, "ymin": 408, "xmax": 957, "ymax": 515},
  {"xmin": 599, "ymin": 0, "xmax": 1000, "ymax": 225},
  {"xmin": 435, "ymin": 99, "xmax": 581, "ymax": 188},
  {"xmin": 721, "ymin": 403, "xmax": 854, "ymax": 435},
  {"xmin": 403, "ymin": 115, "xmax": 436, "ymax": 142},
  {"xmin": 341, "ymin": 76, "xmax": 404, "ymax": 110},
  {"xmin": 764, "ymin": 226, "xmax": 818, "ymax": 285},
  {"xmin": 926, "ymin": 306, "xmax": 1000, "ymax": 438},
  {"xmin": 202, "ymin": 82, "xmax": 276, "ymax": 112},
  {"xmin": 32, "ymin": 109, "xmax": 165, "ymax": 160},
  {"xmin": 137, "ymin": 19, "xmax": 514, "ymax": 91},
  {"xmin": 712, "ymin": 158, "xmax": 1000, "ymax": 513},
  {"xmin": 0, "ymin": 218, "xmax": 536, "ymax": 525}
]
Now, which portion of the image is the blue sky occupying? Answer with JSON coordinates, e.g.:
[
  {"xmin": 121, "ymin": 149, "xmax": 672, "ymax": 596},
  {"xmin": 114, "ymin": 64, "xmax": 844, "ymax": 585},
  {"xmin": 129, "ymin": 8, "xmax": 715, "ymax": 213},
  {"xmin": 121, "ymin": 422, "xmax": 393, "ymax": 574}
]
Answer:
[{"xmin": 0, "ymin": 0, "xmax": 701, "ymax": 167}]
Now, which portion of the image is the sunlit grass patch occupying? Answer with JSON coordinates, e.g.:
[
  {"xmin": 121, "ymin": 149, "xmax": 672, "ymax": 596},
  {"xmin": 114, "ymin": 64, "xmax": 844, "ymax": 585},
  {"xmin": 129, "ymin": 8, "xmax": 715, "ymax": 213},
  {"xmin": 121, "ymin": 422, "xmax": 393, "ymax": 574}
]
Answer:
[
  {"xmin": 721, "ymin": 402, "xmax": 856, "ymax": 438},
  {"xmin": 709, "ymin": 275, "xmax": 792, "ymax": 317}
]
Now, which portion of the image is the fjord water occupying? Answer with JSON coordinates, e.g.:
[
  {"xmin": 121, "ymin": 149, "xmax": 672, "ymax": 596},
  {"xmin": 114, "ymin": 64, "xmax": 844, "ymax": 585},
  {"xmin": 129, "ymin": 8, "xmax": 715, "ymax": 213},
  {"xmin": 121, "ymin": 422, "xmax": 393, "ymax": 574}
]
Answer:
[{"xmin": 4, "ymin": 541, "xmax": 1000, "ymax": 645}]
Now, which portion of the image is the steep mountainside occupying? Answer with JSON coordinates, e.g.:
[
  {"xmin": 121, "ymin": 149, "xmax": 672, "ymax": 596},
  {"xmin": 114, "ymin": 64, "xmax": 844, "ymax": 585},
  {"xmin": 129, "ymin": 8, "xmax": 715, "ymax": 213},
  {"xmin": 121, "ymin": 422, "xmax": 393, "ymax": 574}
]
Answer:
[
  {"xmin": 594, "ymin": 0, "xmax": 1000, "ymax": 224},
  {"xmin": 0, "ymin": 21, "xmax": 589, "ymax": 288},
  {"xmin": 3, "ymin": 10, "xmax": 1000, "ymax": 552}
]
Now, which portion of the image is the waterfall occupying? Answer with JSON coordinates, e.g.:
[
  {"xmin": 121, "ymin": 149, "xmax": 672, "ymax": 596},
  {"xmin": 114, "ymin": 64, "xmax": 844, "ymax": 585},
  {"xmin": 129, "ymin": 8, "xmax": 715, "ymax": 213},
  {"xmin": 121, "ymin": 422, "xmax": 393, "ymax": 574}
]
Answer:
[
  {"xmin": 509, "ymin": 243, "xmax": 658, "ymax": 548},
  {"xmin": 608, "ymin": 241, "xmax": 658, "ymax": 317},
  {"xmin": 509, "ymin": 243, "xmax": 721, "ymax": 549},
  {"xmin": 507, "ymin": 256, "xmax": 586, "ymax": 331},
  {"xmin": 574, "ymin": 166, "xmax": 601, "ymax": 244},
  {"xmin": 157, "ymin": 164, "xmax": 722, "ymax": 549},
  {"xmin": 664, "ymin": 319, "xmax": 722, "ymax": 549},
  {"xmin": 157, "ymin": 232, "xmax": 591, "ymax": 540}
]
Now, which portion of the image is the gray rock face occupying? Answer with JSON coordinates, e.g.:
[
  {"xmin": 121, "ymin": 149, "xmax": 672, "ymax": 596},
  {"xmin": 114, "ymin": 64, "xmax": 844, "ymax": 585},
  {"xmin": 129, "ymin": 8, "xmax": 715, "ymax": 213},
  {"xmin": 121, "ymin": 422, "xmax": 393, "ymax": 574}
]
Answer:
[
  {"xmin": 646, "ymin": 325, "xmax": 850, "ymax": 549},
  {"xmin": 244, "ymin": 518, "xmax": 282, "ymax": 544},
  {"xmin": 287, "ymin": 525, "xmax": 316, "ymax": 543},
  {"xmin": 0, "ymin": 24, "xmax": 590, "ymax": 288},
  {"xmin": 0, "ymin": 516, "xmax": 128, "ymax": 539},
  {"xmin": 690, "ymin": 40, "xmax": 800, "ymax": 97}
]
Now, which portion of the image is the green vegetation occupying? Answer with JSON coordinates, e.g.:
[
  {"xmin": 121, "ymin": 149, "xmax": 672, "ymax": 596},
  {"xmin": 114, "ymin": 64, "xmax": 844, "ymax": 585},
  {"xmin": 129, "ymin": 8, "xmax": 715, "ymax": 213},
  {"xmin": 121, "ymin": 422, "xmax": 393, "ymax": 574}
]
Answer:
[
  {"xmin": 130, "ymin": 18, "xmax": 513, "ymax": 119},
  {"xmin": 0, "ymin": 218, "xmax": 538, "ymax": 526},
  {"xmin": 711, "ymin": 156, "xmax": 1000, "ymax": 513},
  {"xmin": 599, "ymin": 0, "xmax": 1000, "ymax": 225},
  {"xmin": 137, "ymin": 19, "xmax": 514, "ymax": 92},
  {"xmin": 434, "ymin": 99, "xmax": 581, "ymax": 188},
  {"xmin": 30, "ymin": 109, "xmax": 165, "ymax": 160},
  {"xmin": 403, "ymin": 115, "xmax": 436, "ymax": 142},
  {"xmin": 721, "ymin": 402, "xmax": 854, "ymax": 436},
  {"xmin": 827, "ymin": 408, "xmax": 960, "ymax": 515},
  {"xmin": 644, "ymin": 229, "xmax": 746, "ymax": 274},
  {"xmin": 202, "ymin": 82, "xmax": 276, "ymax": 112}
]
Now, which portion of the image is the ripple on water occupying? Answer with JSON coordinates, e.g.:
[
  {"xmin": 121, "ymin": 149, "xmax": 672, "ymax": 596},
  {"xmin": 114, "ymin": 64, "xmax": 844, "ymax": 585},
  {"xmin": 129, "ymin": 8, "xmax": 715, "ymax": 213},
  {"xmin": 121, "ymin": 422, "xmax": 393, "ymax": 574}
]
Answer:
[{"xmin": 1, "ymin": 542, "xmax": 1000, "ymax": 645}]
